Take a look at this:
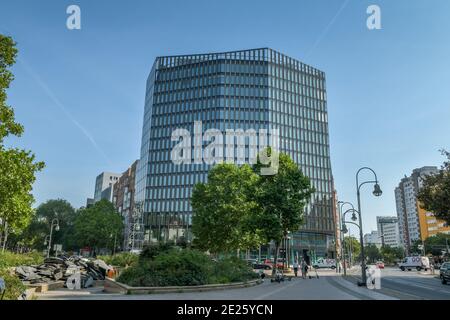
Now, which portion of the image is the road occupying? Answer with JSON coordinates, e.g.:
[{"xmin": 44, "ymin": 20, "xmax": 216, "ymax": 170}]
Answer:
[
  {"xmin": 36, "ymin": 270, "xmax": 393, "ymax": 300},
  {"xmin": 344, "ymin": 266, "xmax": 450, "ymax": 300},
  {"xmin": 35, "ymin": 267, "xmax": 450, "ymax": 300}
]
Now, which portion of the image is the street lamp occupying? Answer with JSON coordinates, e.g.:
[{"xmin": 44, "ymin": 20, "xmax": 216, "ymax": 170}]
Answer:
[
  {"xmin": 356, "ymin": 167, "xmax": 382, "ymax": 286},
  {"xmin": 43, "ymin": 235, "xmax": 50, "ymax": 246},
  {"xmin": 47, "ymin": 217, "xmax": 60, "ymax": 258},
  {"xmin": 342, "ymin": 207, "xmax": 359, "ymax": 274},
  {"xmin": 338, "ymin": 201, "xmax": 356, "ymax": 275}
]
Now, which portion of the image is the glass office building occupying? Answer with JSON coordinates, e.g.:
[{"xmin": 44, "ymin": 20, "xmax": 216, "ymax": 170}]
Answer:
[{"xmin": 136, "ymin": 48, "xmax": 335, "ymax": 258}]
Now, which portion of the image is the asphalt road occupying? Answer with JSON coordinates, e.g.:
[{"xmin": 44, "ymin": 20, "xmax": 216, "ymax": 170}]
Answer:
[
  {"xmin": 351, "ymin": 266, "xmax": 450, "ymax": 300},
  {"xmin": 35, "ymin": 267, "xmax": 450, "ymax": 300},
  {"xmin": 36, "ymin": 270, "xmax": 394, "ymax": 300}
]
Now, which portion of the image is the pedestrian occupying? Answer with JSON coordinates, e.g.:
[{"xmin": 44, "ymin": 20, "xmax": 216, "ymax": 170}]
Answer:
[
  {"xmin": 259, "ymin": 270, "xmax": 266, "ymax": 282},
  {"xmin": 301, "ymin": 258, "xmax": 308, "ymax": 279},
  {"xmin": 293, "ymin": 260, "xmax": 299, "ymax": 277}
]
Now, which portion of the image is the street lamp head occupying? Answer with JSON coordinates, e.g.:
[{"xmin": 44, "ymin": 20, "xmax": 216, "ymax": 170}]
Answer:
[
  {"xmin": 351, "ymin": 212, "xmax": 358, "ymax": 221},
  {"xmin": 342, "ymin": 224, "xmax": 348, "ymax": 234},
  {"xmin": 55, "ymin": 224, "xmax": 60, "ymax": 232},
  {"xmin": 44, "ymin": 241, "xmax": 47, "ymax": 246},
  {"xmin": 373, "ymin": 183, "xmax": 382, "ymax": 197}
]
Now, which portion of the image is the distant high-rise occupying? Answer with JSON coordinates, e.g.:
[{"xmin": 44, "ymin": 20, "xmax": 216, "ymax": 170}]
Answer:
[
  {"xmin": 376, "ymin": 216, "xmax": 400, "ymax": 247},
  {"xmin": 394, "ymin": 166, "xmax": 450, "ymax": 253},
  {"xmin": 136, "ymin": 48, "xmax": 335, "ymax": 258},
  {"xmin": 364, "ymin": 231, "xmax": 381, "ymax": 247},
  {"xmin": 94, "ymin": 172, "xmax": 121, "ymax": 203}
]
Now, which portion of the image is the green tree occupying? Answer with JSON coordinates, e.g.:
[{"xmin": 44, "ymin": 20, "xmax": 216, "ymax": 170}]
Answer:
[
  {"xmin": 424, "ymin": 233, "xmax": 450, "ymax": 256},
  {"xmin": 418, "ymin": 150, "xmax": 450, "ymax": 224},
  {"xmin": 251, "ymin": 150, "xmax": 315, "ymax": 274},
  {"xmin": 191, "ymin": 163, "xmax": 260, "ymax": 255},
  {"xmin": 410, "ymin": 239, "xmax": 423, "ymax": 255},
  {"xmin": 343, "ymin": 236, "xmax": 361, "ymax": 263},
  {"xmin": 380, "ymin": 245, "xmax": 404, "ymax": 264},
  {"xmin": 12, "ymin": 199, "xmax": 77, "ymax": 252},
  {"xmin": 0, "ymin": 34, "xmax": 45, "ymax": 251},
  {"xmin": 73, "ymin": 199, "xmax": 123, "ymax": 254},
  {"xmin": 365, "ymin": 244, "xmax": 382, "ymax": 263}
]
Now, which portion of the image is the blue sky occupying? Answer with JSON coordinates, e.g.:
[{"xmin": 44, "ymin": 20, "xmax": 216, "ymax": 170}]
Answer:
[{"xmin": 1, "ymin": 0, "xmax": 449, "ymax": 234}]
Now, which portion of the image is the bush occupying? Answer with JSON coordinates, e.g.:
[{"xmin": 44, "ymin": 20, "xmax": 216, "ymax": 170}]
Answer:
[
  {"xmin": 0, "ymin": 268, "xmax": 26, "ymax": 300},
  {"xmin": 97, "ymin": 252, "xmax": 139, "ymax": 267},
  {"xmin": 117, "ymin": 249, "xmax": 258, "ymax": 287},
  {"xmin": 211, "ymin": 257, "xmax": 258, "ymax": 284},
  {"xmin": 0, "ymin": 251, "xmax": 44, "ymax": 268},
  {"xmin": 139, "ymin": 243, "xmax": 175, "ymax": 261}
]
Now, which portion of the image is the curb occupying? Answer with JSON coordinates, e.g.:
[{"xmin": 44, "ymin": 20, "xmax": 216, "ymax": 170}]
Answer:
[{"xmin": 103, "ymin": 278, "xmax": 262, "ymax": 295}]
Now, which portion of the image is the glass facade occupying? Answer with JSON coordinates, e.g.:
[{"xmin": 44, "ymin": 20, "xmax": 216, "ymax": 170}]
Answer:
[{"xmin": 136, "ymin": 48, "xmax": 335, "ymax": 257}]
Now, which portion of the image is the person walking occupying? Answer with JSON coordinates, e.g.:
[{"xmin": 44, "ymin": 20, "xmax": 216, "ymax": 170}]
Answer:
[
  {"xmin": 293, "ymin": 260, "xmax": 299, "ymax": 277},
  {"xmin": 301, "ymin": 258, "xmax": 308, "ymax": 279}
]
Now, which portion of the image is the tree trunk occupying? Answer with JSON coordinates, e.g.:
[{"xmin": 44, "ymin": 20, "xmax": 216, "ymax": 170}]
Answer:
[
  {"xmin": 0, "ymin": 219, "xmax": 5, "ymax": 250},
  {"xmin": 272, "ymin": 241, "xmax": 280, "ymax": 276},
  {"xmin": 2, "ymin": 221, "xmax": 8, "ymax": 252}
]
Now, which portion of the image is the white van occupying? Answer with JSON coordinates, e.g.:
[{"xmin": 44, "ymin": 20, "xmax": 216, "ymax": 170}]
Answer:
[
  {"xmin": 398, "ymin": 256, "xmax": 430, "ymax": 271},
  {"xmin": 313, "ymin": 258, "xmax": 336, "ymax": 269}
]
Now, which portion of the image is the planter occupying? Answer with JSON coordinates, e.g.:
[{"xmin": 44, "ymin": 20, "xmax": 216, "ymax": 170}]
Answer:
[{"xmin": 104, "ymin": 277, "xmax": 262, "ymax": 295}]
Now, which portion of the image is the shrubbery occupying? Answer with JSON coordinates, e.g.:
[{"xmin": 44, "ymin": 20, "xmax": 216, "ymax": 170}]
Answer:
[
  {"xmin": 0, "ymin": 251, "xmax": 42, "ymax": 300},
  {"xmin": 0, "ymin": 251, "xmax": 44, "ymax": 268},
  {"xmin": 0, "ymin": 268, "xmax": 26, "ymax": 300},
  {"xmin": 97, "ymin": 252, "xmax": 139, "ymax": 267},
  {"xmin": 117, "ymin": 245, "xmax": 258, "ymax": 287}
]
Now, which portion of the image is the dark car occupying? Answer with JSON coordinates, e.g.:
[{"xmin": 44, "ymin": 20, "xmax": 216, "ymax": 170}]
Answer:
[
  {"xmin": 440, "ymin": 262, "xmax": 450, "ymax": 285},
  {"xmin": 252, "ymin": 263, "xmax": 272, "ymax": 270}
]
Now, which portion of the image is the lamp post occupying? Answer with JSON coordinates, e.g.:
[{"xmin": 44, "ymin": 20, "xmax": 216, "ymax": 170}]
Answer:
[
  {"xmin": 337, "ymin": 201, "xmax": 344, "ymax": 273},
  {"xmin": 43, "ymin": 235, "xmax": 50, "ymax": 254},
  {"xmin": 340, "ymin": 202, "xmax": 356, "ymax": 276},
  {"xmin": 356, "ymin": 167, "xmax": 382, "ymax": 286},
  {"xmin": 47, "ymin": 218, "xmax": 60, "ymax": 258},
  {"xmin": 342, "ymin": 207, "xmax": 359, "ymax": 274},
  {"xmin": 342, "ymin": 220, "xmax": 362, "ymax": 267}
]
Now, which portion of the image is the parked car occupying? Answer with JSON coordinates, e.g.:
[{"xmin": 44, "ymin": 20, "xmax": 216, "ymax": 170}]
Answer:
[
  {"xmin": 252, "ymin": 263, "xmax": 272, "ymax": 270},
  {"xmin": 440, "ymin": 262, "xmax": 450, "ymax": 285},
  {"xmin": 312, "ymin": 258, "xmax": 336, "ymax": 269},
  {"xmin": 398, "ymin": 256, "xmax": 430, "ymax": 271},
  {"xmin": 264, "ymin": 258, "xmax": 284, "ymax": 269},
  {"xmin": 244, "ymin": 258, "xmax": 258, "ymax": 266},
  {"xmin": 376, "ymin": 261, "xmax": 385, "ymax": 269}
]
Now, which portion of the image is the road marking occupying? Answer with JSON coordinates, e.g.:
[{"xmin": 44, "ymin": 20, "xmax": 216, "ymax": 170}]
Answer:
[
  {"xmin": 336, "ymin": 276, "xmax": 399, "ymax": 300},
  {"xmin": 326, "ymin": 277, "xmax": 371, "ymax": 300},
  {"xmin": 252, "ymin": 280, "xmax": 298, "ymax": 300},
  {"xmin": 383, "ymin": 277, "xmax": 450, "ymax": 296}
]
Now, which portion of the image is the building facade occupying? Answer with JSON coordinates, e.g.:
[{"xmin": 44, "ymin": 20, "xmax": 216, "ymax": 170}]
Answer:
[
  {"xmin": 364, "ymin": 231, "xmax": 381, "ymax": 247},
  {"xmin": 376, "ymin": 216, "xmax": 400, "ymax": 247},
  {"xmin": 395, "ymin": 166, "xmax": 443, "ymax": 253},
  {"xmin": 418, "ymin": 205, "xmax": 450, "ymax": 241},
  {"xmin": 94, "ymin": 172, "xmax": 121, "ymax": 203},
  {"xmin": 136, "ymin": 48, "xmax": 335, "ymax": 258},
  {"xmin": 112, "ymin": 160, "xmax": 141, "ymax": 250}
]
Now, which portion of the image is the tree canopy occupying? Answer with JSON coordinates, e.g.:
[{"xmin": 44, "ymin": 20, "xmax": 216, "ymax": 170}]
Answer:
[
  {"xmin": 418, "ymin": 150, "xmax": 450, "ymax": 224},
  {"xmin": 191, "ymin": 163, "xmax": 260, "ymax": 254},
  {"xmin": 191, "ymin": 149, "xmax": 315, "ymax": 266},
  {"xmin": 251, "ymin": 151, "xmax": 314, "ymax": 260},
  {"xmin": 73, "ymin": 199, "xmax": 124, "ymax": 253},
  {"xmin": 14, "ymin": 199, "xmax": 77, "ymax": 252},
  {"xmin": 0, "ymin": 34, "xmax": 45, "ymax": 250}
]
